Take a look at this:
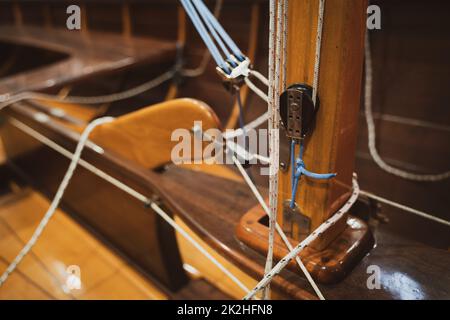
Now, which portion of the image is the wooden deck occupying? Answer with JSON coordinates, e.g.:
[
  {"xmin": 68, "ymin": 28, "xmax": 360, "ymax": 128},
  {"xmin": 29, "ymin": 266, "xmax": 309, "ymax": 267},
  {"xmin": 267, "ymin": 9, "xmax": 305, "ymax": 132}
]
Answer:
[{"xmin": 0, "ymin": 187, "xmax": 166, "ymax": 300}]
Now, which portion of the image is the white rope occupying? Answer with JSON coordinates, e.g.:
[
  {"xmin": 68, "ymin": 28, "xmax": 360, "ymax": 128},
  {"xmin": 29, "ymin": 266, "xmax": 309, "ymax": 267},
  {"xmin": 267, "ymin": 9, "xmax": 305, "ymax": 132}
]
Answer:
[
  {"xmin": 244, "ymin": 175, "xmax": 360, "ymax": 300},
  {"xmin": 199, "ymin": 127, "xmax": 324, "ymax": 299},
  {"xmin": 360, "ymin": 190, "xmax": 450, "ymax": 227},
  {"xmin": 237, "ymin": 0, "xmax": 328, "ymax": 300},
  {"xmin": 263, "ymin": 0, "xmax": 279, "ymax": 300},
  {"xmin": 238, "ymin": 0, "xmax": 328, "ymax": 300},
  {"xmin": 226, "ymin": 140, "xmax": 270, "ymax": 164},
  {"xmin": 149, "ymin": 203, "xmax": 250, "ymax": 295},
  {"xmin": 364, "ymin": 33, "xmax": 450, "ymax": 182},
  {"xmin": 0, "ymin": 70, "xmax": 175, "ymax": 109},
  {"xmin": 282, "ymin": 0, "xmax": 288, "ymax": 91},
  {"xmin": 312, "ymin": 0, "xmax": 325, "ymax": 104},
  {"xmin": 249, "ymin": 70, "xmax": 270, "ymax": 87},
  {"xmin": 231, "ymin": 151, "xmax": 325, "ymax": 300},
  {"xmin": 0, "ymin": 117, "xmax": 114, "ymax": 287},
  {"xmin": 223, "ymin": 110, "xmax": 268, "ymax": 139},
  {"xmin": 244, "ymin": 77, "xmax": 269, "ymax": 103},
  {"xmin": 3, "ymin": 118, "xmax": 251, "ymax": 295},
  {"xmin": 181, "ymin": 0, "xmax": 223, "ymax": 78},
  {"xmin": 9, "ymin": 117, "xmax": 149, "ymax": 204}
]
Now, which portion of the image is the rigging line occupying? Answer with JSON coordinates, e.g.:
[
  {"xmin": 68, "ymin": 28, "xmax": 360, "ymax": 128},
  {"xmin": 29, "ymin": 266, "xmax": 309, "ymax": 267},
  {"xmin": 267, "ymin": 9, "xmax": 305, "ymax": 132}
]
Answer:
[
  {"xmin": 263, "ymin": 0, "xmax": 278, "ymax": 300},
  {"xmin": 244, "ymin": 175, "xmax": 360, "ymax": 300},
  {"xmin": 0, "ymin": 69, "xmax": 175, "ymax": 109},
  {"xmin": 192, "ymin": 0, "xmax": 233, "ymax": 63},
  {"xmin": 249, "ymin": 70, "xmax": 270, "ymax": 87},
  {"xmin": 181, "ymin": 0, "xmax": 223, "ymax": 77},
  {"xmin": 0, "ymin": 117, "xmax": 114, "ymax": 287},
  {"xmin": 282, "ymin": 0, "xmax": 288, "ymax": 91},
  {"xmin": 236, "ymin": 88, "xmax": 246, "ymax": 131},
  {"xmin": 244, "ymin": 77, "xmax": 269, "ymax": 103},
  {"xmin": 225, "ymin": 3, "xmax": 260, "ymax": 130},
  {"xmin": 364, "ymin": 33, "xmax": 450, "ymax": 181},
  {"xmin": 192, "ymin": 0, "xmax": 244, "ymax": 60},
  {"xmin": 226, "ymin": 140, "xmax": 270, "ymax": 165},
  {"xmin": 359, "ymin": 190, "xmax": 450, "ymax": 227},
  {"xmin": 194, "ymin": 121, "xmax": 270, "ymax": 164},
  {"xmin": 149, "ymin": 203, "xmax": 251, "ymax": 295},
  {"xmin": 180, "ymin": 0, "xmax": 229, "ymax": 72},
  {"xmin": 234, "ymin": 156, "xmax": 325, "ymax": 300},
  {"xmin": 199, "ymin": 129, "xmax": 325, "ymax": 299},
  {"xmin": 0, "ymin": 208, "xmax": 76, "ymax": 299},
  {"xmin": 4, "ymin": 118, "xmax": 251, "ymax": 296},
  {"xmin": 312, "ymin": 0, "xmax": 325, "ymax": 104},
  {"xmin": 265, "ymin": 0, "xmax": 284, "ymax": 300},
  {"xmin": 223, "ymin": 108, "xmax": 268, "ymax": 139},
  {"xmin": 223, "ymin": 73, "xmax": 270, "ymax": 139}
]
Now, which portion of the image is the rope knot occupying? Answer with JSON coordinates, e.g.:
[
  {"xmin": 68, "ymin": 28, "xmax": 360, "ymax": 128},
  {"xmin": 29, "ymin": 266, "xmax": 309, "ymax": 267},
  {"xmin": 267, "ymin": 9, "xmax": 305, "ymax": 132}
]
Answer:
[{"xmin": 290, "ymin": 140, "xmax": 336, "ymax": 209}]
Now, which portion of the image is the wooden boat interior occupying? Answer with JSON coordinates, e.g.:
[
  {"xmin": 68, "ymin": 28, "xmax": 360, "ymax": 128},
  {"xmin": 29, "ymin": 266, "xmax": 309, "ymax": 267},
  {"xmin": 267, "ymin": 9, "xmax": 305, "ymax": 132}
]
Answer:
[{"xmin": 0, "ymin": 0, "xmax": 449, "ymax": 300}]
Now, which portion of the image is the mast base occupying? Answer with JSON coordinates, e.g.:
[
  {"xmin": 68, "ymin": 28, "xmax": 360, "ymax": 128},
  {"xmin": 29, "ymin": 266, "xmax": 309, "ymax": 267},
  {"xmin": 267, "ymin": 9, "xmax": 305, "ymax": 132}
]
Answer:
[{"xmin": 236, "ymin": 200, "xmax": 374, "ymax": 284}]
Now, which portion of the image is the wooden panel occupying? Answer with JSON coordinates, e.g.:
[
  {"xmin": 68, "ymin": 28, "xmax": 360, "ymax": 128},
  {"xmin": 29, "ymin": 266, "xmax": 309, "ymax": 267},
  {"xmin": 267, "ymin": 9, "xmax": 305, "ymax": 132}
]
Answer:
[{"xmin": 355, "ymin": 0, "xmax": 450, "ymax": 248}]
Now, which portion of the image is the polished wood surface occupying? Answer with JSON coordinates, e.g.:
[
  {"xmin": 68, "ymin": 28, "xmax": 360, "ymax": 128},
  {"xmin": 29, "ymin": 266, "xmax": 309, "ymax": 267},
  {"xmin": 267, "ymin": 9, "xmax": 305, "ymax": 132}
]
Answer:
[
  {"xmin": 2, "ymin": 97, "xmax": 450, "ymax": 299},
  {"xmin": 236, "ymin": 204, "xmax": 374, "ymax": 284},
  {"xmin": 278, "ymin": 0, "xmax": 367, "ymax": 247},
  {"xmin": 1, "ymin": 104, "xmax": 190, "ymax": 292},
  {"xmin": 159, "ymin": 166, "xmax": 450, "ymax": 299},
  {"xmin": 0, "ymin": 140, "xmax": 5, "ymax": 165},
  {"xmin": 0, "ymin": 0, "xmax": 448, "ymax": 300},
  {"xmin": 90, "ymin": 98, "xmax": 220, "ymax": 169},
  {"xmin": 0, "ymin": 25, "xmax": 176, "ymax": 96},
  {"xmin": 174, "ymin": 216, "xmax": 258, "ymax": 299},
  {"xmin": 0, "ymin": 103, "xmax": 317, "ymax": 299},
  {"xmin": 355, "ymin": 0, "xmax": 450, "ymax": 249}
]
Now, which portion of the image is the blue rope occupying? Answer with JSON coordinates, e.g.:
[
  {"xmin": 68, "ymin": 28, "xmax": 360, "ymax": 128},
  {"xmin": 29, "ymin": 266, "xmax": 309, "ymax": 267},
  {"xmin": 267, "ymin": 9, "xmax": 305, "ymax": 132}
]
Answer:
[
  {"xmin": 192, "ymin": 0, "xmax": 245, "ymax": 61},
  {"xmin": 180, "ymin": 0, "xmax": 230, "ymax": 73},
  {"xmin": 290, "ymin": 140, "xmax": 336, "ymax": 209},
  {"xmin": 291, "ymin": 140, "xmax": 296, "ymax": 188},
  {"xmin": 236, "ymin": 89, "xmax": 246, "ymax": 130}
]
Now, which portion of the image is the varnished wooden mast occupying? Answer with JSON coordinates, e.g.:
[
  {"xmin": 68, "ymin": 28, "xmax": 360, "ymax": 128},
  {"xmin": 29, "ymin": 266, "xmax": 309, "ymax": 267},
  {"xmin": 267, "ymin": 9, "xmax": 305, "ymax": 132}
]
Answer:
[{"xmin": 277, "ymin": 0, "xmax": 367, "ymax": 248}]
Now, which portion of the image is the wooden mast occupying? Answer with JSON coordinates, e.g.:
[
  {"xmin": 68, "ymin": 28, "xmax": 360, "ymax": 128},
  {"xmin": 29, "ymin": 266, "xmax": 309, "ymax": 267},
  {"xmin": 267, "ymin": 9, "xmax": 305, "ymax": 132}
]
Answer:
[
  {"xmin": 237, "ymin": 0, "xmax": 374, "ymax": 284},
  {"xmin": 277, "ymin": 0, "xmax": 367, "ymax": 248}
]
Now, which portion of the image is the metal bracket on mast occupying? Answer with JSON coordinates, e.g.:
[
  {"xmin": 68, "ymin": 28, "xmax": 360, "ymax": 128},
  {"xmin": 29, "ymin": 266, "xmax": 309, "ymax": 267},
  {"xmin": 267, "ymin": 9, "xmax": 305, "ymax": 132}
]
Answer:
[
  {"xmin": 279, "ymin": 83, "xmax": 319, "ymax": 172},
  {"xmin": 282, "ymin": 200, "xmax": 311, "ymax": 239}
]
